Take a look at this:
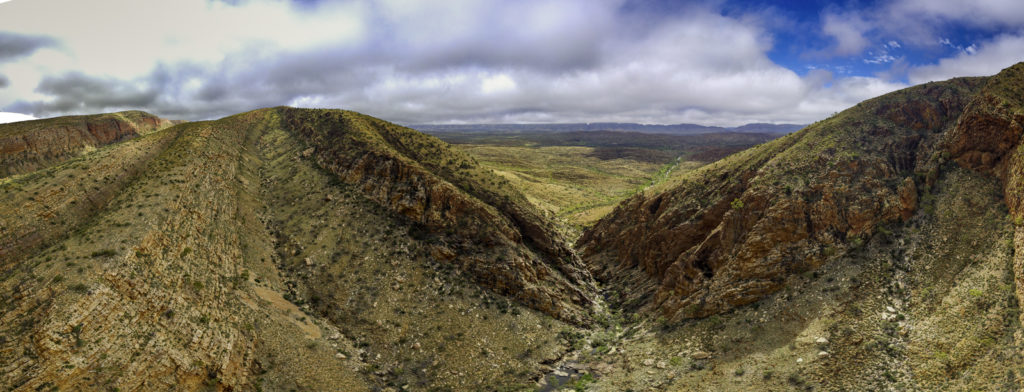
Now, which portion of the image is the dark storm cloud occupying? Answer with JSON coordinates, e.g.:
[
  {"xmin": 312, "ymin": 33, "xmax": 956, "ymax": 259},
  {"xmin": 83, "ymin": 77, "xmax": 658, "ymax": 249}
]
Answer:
[
  {"xmin": 0, "ymin": 31, "xmax": 55, "ymax": 62},
  {"xmin": 8, "ymin": 72, "xmax": 157, "ymax": 114},
  {"xmin": 94, "ymin": 58, "xmax": 371, "ymax": 120}
]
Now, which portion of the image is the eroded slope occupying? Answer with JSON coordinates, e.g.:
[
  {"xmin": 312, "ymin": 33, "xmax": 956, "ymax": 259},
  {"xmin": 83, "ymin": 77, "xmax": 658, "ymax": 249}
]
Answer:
[
  {"xmin": 578, "ymin": 75, "xmax": 986, "ymax": 321},
  {"xmin": 572, "ymin": 166, "xmax": 1022, "ymax": 391},
  {"xmin": 0, "ymin": 111, "xmax": 175, "ymax": 177},
  {"xmin": 0, "ymin": 107, "xmax": 595, "ymax": 391},
  {"xmin": 275, "ymin": 108, "xmax": 594, "ymax": 323},
  {"xmin": 565, "ymin": 62, "xmax": 1024, "ymax": 391}
]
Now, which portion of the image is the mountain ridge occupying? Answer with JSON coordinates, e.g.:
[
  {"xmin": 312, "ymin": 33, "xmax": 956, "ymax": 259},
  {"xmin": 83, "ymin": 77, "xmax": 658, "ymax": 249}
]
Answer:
[
  {"xmin": 0, "ymin": 106, "xmax": 596, "ymax": 391},
  {"xmin": 576, "ymin": 73, "xmax": 990, "ymax": 321},
  {"xmin": 2, "ymin": 63, "xmax": 1024, "ymax": 391},
  {"xmin": 576, "ymin": 64, "xmax": 1024, "ymax": 325},
  {"xmin": 0, "ymin": 111, "xmax": 176, "ymax": 178},
  {"xmin": 412, "ymin": 121, "xmax": 804, "ymax": 135}
]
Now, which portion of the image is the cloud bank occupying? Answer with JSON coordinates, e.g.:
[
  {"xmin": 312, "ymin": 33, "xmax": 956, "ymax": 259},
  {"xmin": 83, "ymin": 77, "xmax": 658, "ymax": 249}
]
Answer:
[
  {"xmin": 0, "ymin": 0, "xmax": 1021, "ymax": 126},
  {"xmin": 0, "ymin": 111, "xmax": 34, "ymax": 124}
]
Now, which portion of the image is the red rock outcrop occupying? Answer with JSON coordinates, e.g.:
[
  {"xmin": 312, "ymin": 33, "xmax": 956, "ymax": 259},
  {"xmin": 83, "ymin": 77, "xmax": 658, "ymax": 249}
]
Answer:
[
  {"xmin": 945, "ymin": 63, "xmax": 1024, "ymax": 212},
  {"xmin": 578, "ymin": 76, "xmax": 986, "ymax": 321},
  {"xmin": 942, "ymin": 63, "xmax": 1024, "ymax": 353},
  {"xmin": 0, "ymin": 111, "xmax": 172, "ymax": 177},
  {"xmin": 273, "ymin": 108, "xmax": 595, "ymax": 323}
]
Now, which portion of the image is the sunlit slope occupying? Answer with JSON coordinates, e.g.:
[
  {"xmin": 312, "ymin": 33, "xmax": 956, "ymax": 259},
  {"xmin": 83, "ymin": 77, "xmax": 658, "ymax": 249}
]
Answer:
[
  {"xmin": 0, "ymin": 111, "xmax": 175, "ymax": 177},
  {"xmin": 0, "ymin": 107, "xmax": 597, "ymax": 391}
]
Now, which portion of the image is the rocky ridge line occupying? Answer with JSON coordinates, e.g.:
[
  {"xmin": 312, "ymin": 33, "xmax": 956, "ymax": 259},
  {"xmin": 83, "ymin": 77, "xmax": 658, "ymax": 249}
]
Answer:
[
  {"xmin": 271, "ymin": 108, "xmax": 596, "ymax": 323},
  {"xmin": 0, "ymin": 111, "xmax": 174, "ymax": 177},
  {"xmin": 578, "ymin": 72, "xmax": 990, "ymax": 322}
]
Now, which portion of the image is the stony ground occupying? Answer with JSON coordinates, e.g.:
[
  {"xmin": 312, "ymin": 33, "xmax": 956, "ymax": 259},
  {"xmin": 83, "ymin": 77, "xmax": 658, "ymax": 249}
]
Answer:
[{"xmin": 535, "ymin": 167, "xmax": 1023, "ymax": 391}]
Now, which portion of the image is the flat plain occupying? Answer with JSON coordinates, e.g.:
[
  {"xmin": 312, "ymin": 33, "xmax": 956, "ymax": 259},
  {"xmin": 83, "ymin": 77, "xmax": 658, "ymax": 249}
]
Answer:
[{"xmin": 429, "ymin": 130, "xmax": 778, "ymax": 237}]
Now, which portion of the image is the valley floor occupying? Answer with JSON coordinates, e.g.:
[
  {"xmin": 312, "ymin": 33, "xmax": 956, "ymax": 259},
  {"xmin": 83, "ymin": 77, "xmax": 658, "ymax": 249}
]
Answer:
[{"xmin": 536, "ymin": 167, "xmax": 1024, "ymax": 391}]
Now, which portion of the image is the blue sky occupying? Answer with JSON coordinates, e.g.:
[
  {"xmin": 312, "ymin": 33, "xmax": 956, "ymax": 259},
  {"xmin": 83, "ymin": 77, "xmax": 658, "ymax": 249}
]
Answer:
[
  {"xmin": 736, "ymin": 0, "xmax": 1015, "ymax": 80},
  {"xmin": 0, "ymin": 0, "xmax": 1021, "ymax": 126}
]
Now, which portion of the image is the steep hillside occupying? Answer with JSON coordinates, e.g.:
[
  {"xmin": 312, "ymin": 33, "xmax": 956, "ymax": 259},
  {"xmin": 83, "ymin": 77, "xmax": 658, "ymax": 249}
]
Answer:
[
  {"xmin": 565, "ymin": 165, "xmax": 1022, "ymax": 391},
  {"xmin": 0, "ymin": 108, "xmax": 594, "ymax": 391},
  {"xmin": 578, "ymin": 74, "xmax": 986, "ymax": 321},
  {"xmin": 539, "ymin": 62, "xmax": 1024, "ymax": 391},
  {"xmin": 945, "ymin": 60, "xmax": 1024, "ymax": 214},
  {"xmin": 0, "ymin": 124, "xmax": 181, "ymax": 269},
  {"xmin": 274, "ymin": 108, "xmax": 594, "ymax": 322},
  {"xmin": 0, "ymin": 111, "xmax": 175, "ymax": 177}
]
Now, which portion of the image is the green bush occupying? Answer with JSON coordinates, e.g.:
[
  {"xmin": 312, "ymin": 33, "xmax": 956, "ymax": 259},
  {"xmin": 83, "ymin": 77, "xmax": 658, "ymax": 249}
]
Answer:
[
  {"xmin": 90, "ymin": 249, "xmax": 117, "ymax": 258},
  {"xmin": 730, "ymin": 198, "xmax": 744, "ymax": 210},
  {"xmin": 572, "ymin": 373, "xmax": 595, "ymax": 392}
]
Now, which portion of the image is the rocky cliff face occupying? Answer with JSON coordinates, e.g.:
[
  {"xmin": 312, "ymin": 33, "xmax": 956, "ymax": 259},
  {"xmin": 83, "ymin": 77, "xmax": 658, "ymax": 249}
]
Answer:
[
  {"xmin": 942, "ymin": 63, "xmax": 1024, "ymax": 351},
  {"xmin": 0, "ymin": 127, "xmax": 180, "ymax": 270},
  {"xmin": 274, "ymin": 108, "xmax": 594, "ymax": 322},
  {"xmin": 945, "ymin": 63, "xmax": 1024, "ymax": 212},
  {"xmin": 578, "ymin": 74, "xmax": 989, "ymax": 321},
  {"xmin": 0, "ymin": 111, "xmax": 173, "ymax": 177}
]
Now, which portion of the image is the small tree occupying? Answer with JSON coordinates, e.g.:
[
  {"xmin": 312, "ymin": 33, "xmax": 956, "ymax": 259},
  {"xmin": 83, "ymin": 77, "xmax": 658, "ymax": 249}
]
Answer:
[{"xmin": 731, "ymin": 198, "xmax": 744, "ymax": 210}]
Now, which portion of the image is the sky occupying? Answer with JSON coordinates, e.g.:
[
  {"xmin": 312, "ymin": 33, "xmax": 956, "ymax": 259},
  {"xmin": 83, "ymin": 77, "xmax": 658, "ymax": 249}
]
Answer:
[{"xmin": 0, "ymin": 0, "xmax": 1022, "ymax": 126}]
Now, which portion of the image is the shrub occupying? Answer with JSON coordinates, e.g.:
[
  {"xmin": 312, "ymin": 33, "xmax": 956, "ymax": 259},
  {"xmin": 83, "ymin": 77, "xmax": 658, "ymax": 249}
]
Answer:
[
  {"xmin": 823, "ymin": 245, "xmax": 837, "ymax": 257},
  {"xmin": 787, "ymin": 373, "xmax": 805, "ymax": 387},
  {"xmin": 557, "ymin": 329, "xmax": 586, "ymax": 350},
  {"xmin": 730, "ymin": 198, "xmax": 744, "ymax": 210},
  {"xmin": 90, "ymin": 249, "xmax": 117, "ymax": 258},
  {"xmin": 572, "ymin": 373, "xmax": 595, "ymax": 392}
]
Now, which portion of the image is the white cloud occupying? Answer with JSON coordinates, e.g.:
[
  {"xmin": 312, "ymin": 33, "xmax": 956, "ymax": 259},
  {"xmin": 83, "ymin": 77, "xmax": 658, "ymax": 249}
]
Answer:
[
  {"xmin": 888, "ymin": 0, "xmax": 1024, "ymax": 29},
  {"xmin": 909, "ymin": 34, "xmax": 1024, "ymax": 83},
  {"xmin": 0, "ymin": 0, "xmax": 366, "ymax": 101},
  {"xmin": 864, "ymin": 52, "xmax": 896, "ymax": 64},
  {"xmin": 813, "ymin": 0, "xmax": 1024, "ymax": 58},
  {"xmin": 480, "ymin": 74, "xmax": 517, "ymax": 95},
  {"xmin": 821, "ymin": 12, "xmax": 872, "ymax": 56},
  {"xmin": 0, "ymin": 0, "xmax": 981, "ymax": 127},
  {"xmin": 0, "ymin": 111, "xmax": 34, "ymax": 123}
]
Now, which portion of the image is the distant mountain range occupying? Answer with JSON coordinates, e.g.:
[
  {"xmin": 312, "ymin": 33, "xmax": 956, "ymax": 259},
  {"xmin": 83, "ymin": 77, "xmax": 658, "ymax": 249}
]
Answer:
[{"xmin": 409, "ymin": 121, "xmax": 805, "ymax": 135}]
